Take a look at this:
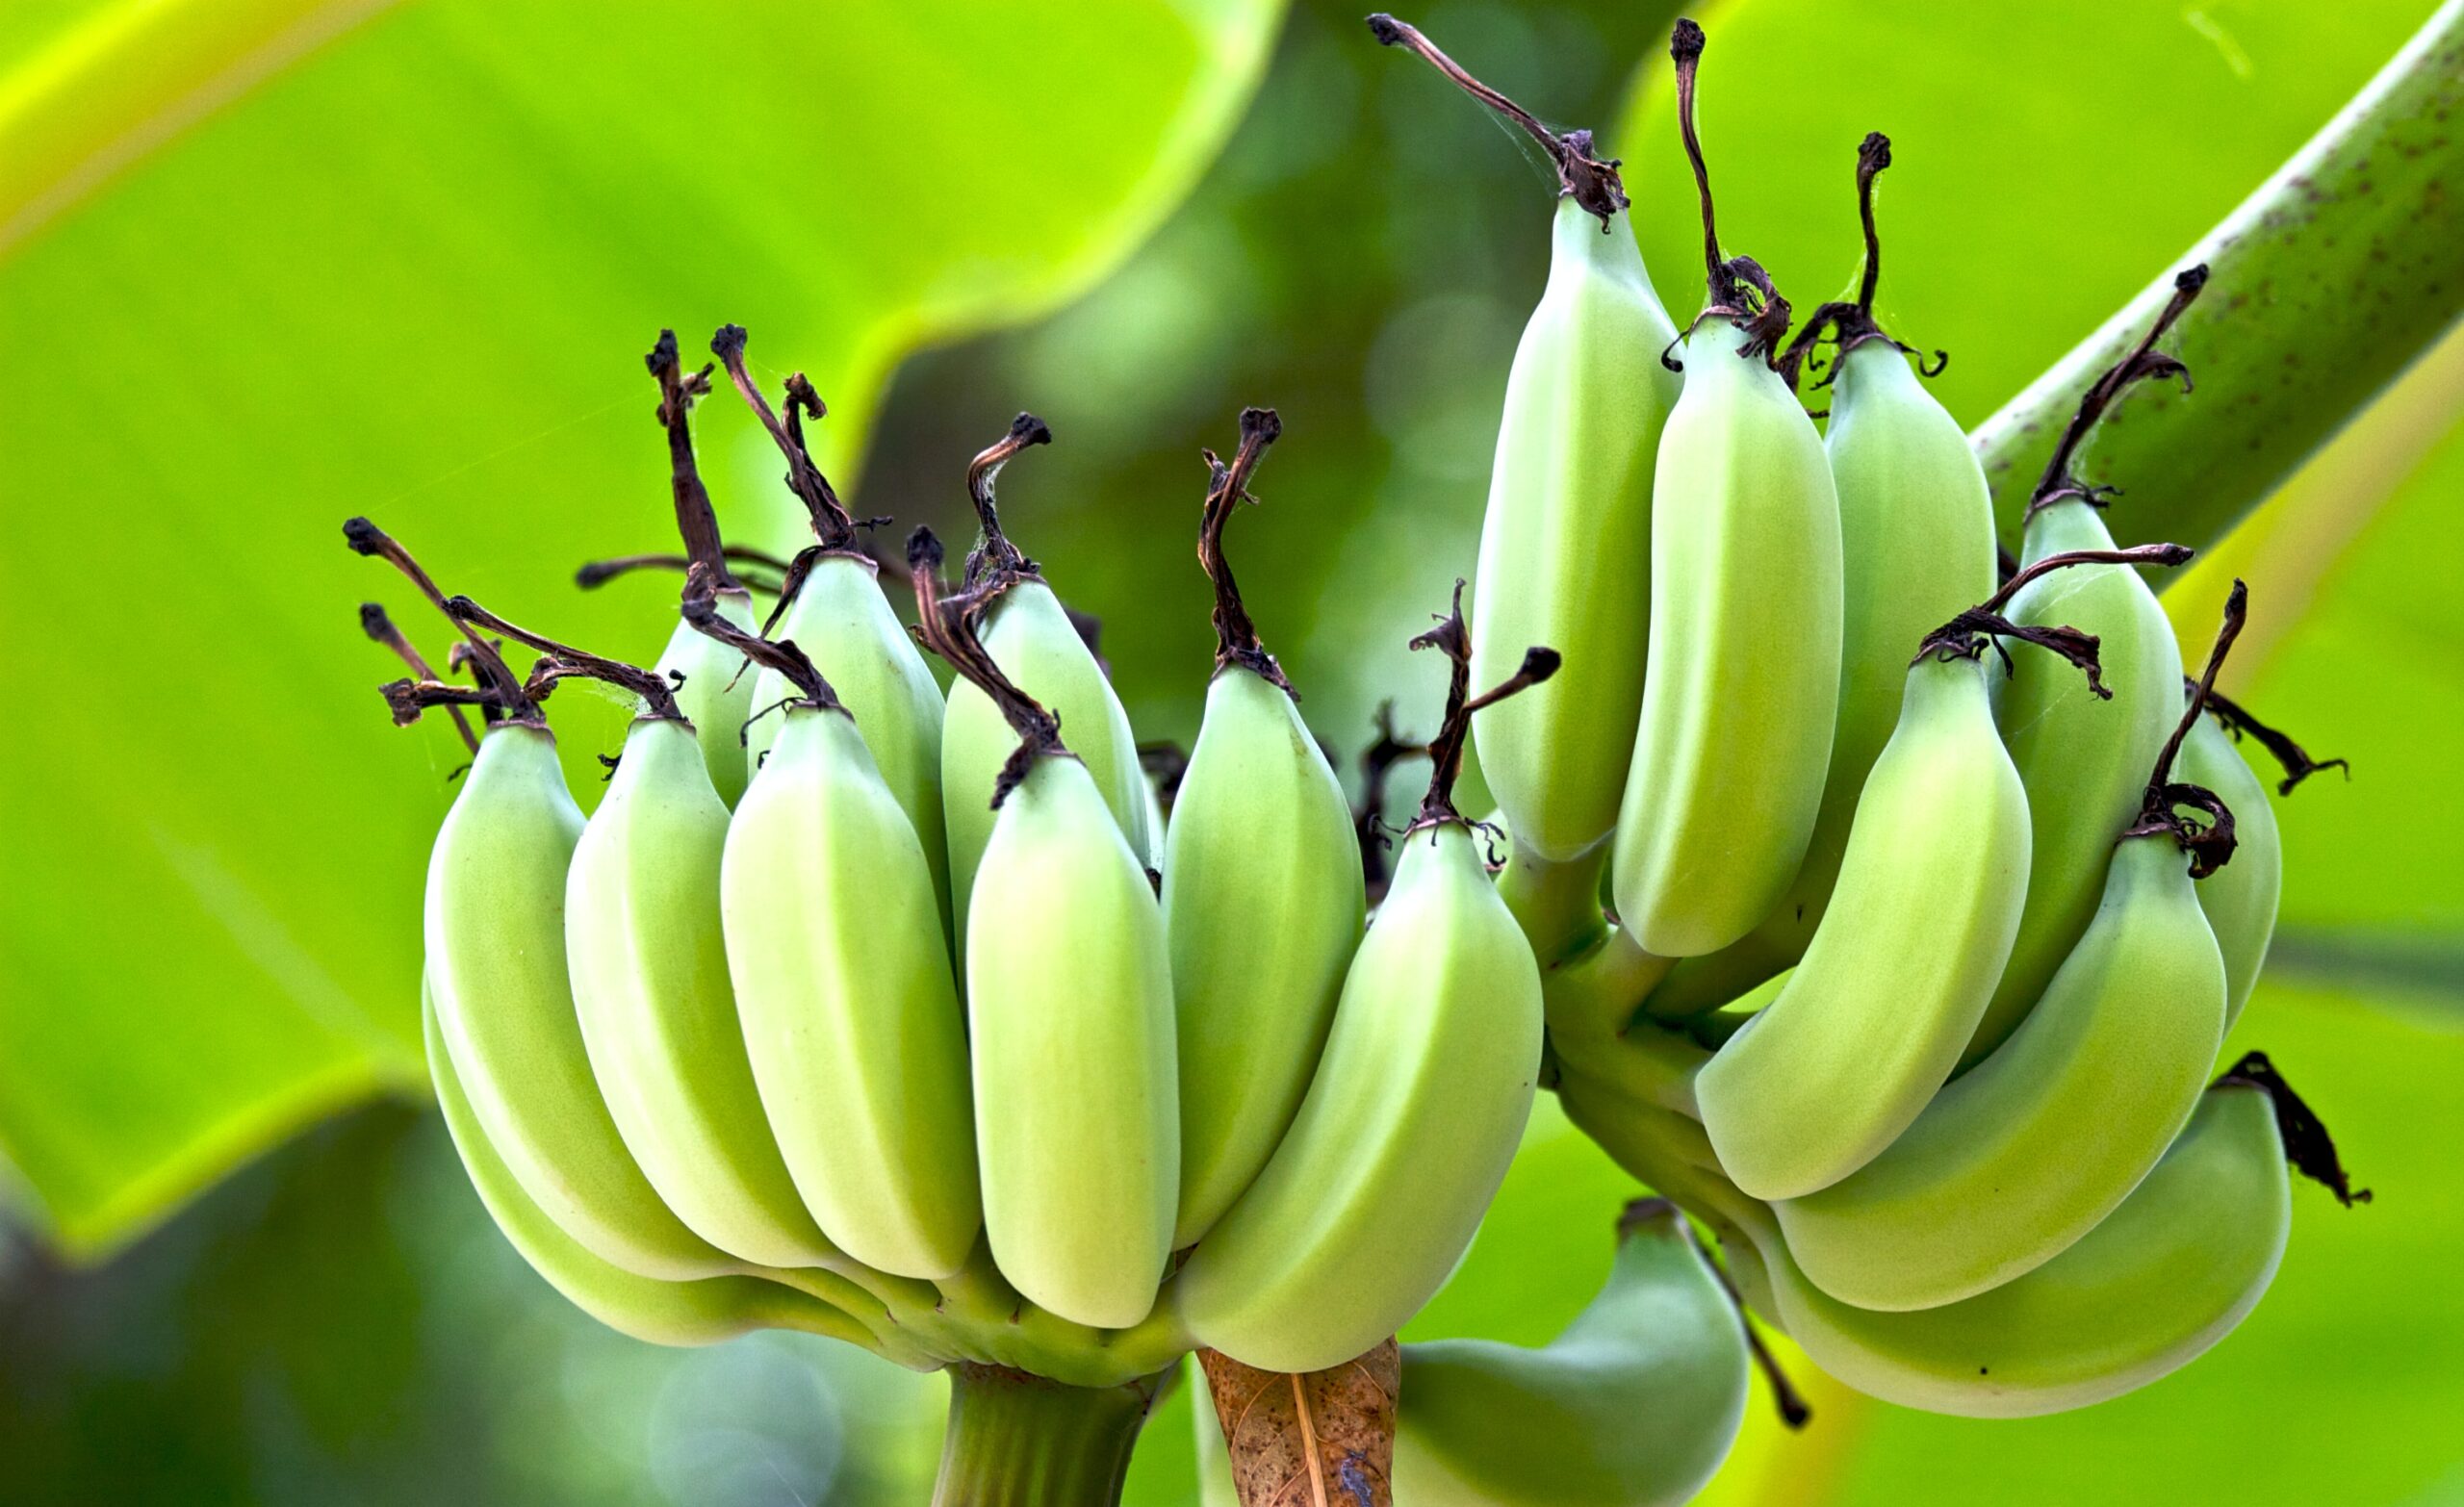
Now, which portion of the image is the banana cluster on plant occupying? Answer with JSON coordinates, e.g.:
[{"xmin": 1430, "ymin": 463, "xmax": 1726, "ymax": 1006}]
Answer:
[{"xmin": 349, "ymin": 14, "xmax": 2366, "ymax": 1506}]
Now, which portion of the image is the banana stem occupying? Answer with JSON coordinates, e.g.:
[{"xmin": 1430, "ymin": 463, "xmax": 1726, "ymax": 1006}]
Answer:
[
  {"xmin": 931, "ymin": 1365, "xmax": 1167, "ymax": 1507},
  {"xmin": 1496, "ymin": 840, "xmax": 1611, "ymax": 966}
]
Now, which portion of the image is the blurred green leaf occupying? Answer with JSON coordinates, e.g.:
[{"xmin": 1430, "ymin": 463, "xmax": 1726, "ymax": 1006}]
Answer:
[{"xmin": 0, "ymin": 0, "xmax": 1282, "ymax": 1256}]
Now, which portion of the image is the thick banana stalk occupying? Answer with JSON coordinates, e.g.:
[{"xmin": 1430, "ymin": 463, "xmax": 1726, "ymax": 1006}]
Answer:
[
  {"xmin": 1176, "ymin": 592, "xmax": 1551, "ymax": 1372},
  {"xmin": 700, "ymin": 603, "xmax": 983, "ymax": 1282},
  {"xmin": 1163, "ymin": 410, "xmax": 1366, "ymax": 1248},
  {"xmin": 1659, "ymin": 135, "xmax": 1995, "ymax": 1015},
  {"xmin": 941, "ymin": 417, "xmax": 1153, "ymax": 945},
  {"xmin": 1613, "ymin": 22, "xmax": 1843, "ymax": 959},
  {"xmin": 1694, "ymin": 650, "xmax": 2030, "ymax": 1200},
  {"xmin": 1965, "ymin": 270, "xmax": 2211, "ymax": 1063},
  {"xmin": 706, "ymin": 331, "xmax": 955, "ymax": 932},
  {"xmin": 1370, "ymin": 17, "xmax": 1679, "ymax": 871},
  {"xmin": 424, "ymin": 989, "xmax": 865, "ymax": 1350},
  {"xmin": 1775, "ymin": 589, "xmax": 2252, "ymax": 1309},
  {"xmin": 2179, "ymin": 705, "xmax": 2280, "ymax": 1033},
  {"xmin": 912, "ymin": 531, "xmax": 1178, "ymax": 1331},
  {"xmin": 1395, "ymin": 1199, "xmax": 1748, "ymax": 1507},
  {"xmin": 566, "ymin": 712, "xmax": 836, "ymax": 1269}
]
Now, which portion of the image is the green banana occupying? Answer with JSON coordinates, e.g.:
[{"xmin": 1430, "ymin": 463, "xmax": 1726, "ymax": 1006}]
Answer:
[
  {"xmin": 424, "ymin": 988, "xmax": 862, "ymax": 1350},
  {"xmin": 642, "ymin": 331, "xmax": 759, "ymax": 805},
  {"xmin": 1771, "ymin": 587, "xmax": 2252, "ymax": 1309},
  {"xmin": 1161, "ymin": 409, "xmax": 1366, "ymax": 1248},
  {"xmin": 514, "ymin": 615, "xmax": 836, "ymax": 1271},
  {"xmin": 911, "ymin": 529, "xmax": 1178, "ymax": 1330},
  {"xmin": 1694, "ymin": 552, "xmax": 2148, "ymax": 1200},
  {"xmin": 1612, "ymin": 20, "xmax": 1844, "ymax": 959},
  {"xmin": 693, "ymin": 600, "xmax": 982, "ymax": 1282},
  {"xmin": 349, "ymin": 519, "xmax": 728, "ymax": 1282},
  {"xmin": 1964, "ymin": 270, "xmax": 2211, "ymax": 1064},
  {"xmin": 2180, "ymin": 705, "xmax": 2277, "ymax": 1033},
  {"xmin": 1394, "ymin": 1198, "xmax": 1748, "ymax": 1507},
  {"xmin": 1562, "ymin": 1054, "xmax": 2362, "ymax": 1420},
  {"xmin": 1655, "ymin": 133, "xmax": 1995, "ymax": 1016},
  {"xmin": 1372, "ymin": 14, "xmax": 1680, "ymax": 879},
  {"xmin": 941, "ymin": 415, "xmax": 1154, "ymax": 945},
  {"xmin": 709, "ymin": 328, "xmax": 952, "ymax": 931},
  {"xmin": 1175, "ymin": 588, "xmax": 1552, "ymax": 1373}
]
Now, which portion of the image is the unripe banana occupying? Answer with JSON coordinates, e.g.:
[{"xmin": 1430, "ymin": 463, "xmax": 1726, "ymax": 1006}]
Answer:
[
  {"xmin": 1162, "ymin": 410, "xmax": 1366, "ymax": 1248},
  {"xmin": 940, "ymin": 416, "xmax": 1153, "ymax": 945},
  {"xmin": 424, "ymin": 987, "xmax": 853, "ymax": 1348},
  {"xmin": 1773, "ymin": 588, "xmax": 2252, "ymax": 1309},
  {"xmin": 1613, "ymin": 22, "xmax": 1843, "ymax": 959},
  {"xmin": 911, "ymin": 530, "xmax": 1177, "ymax": 1330},
  {"xmin": 1371, "ymin": 16, "xmax": 1680, "ymax": 876},
  {"xmin": 1395, "ymin": 1198, "xmax": 1748, "ymax": 1507},
  {"xmin": 1175, "ymin": 589, "xmax": 1553, "ymax": 1373},
  {"xmin": 1691, "ymin": 549, "xmax": 2177, "ymax": 1199},
  {"xmin": 694, "ymin": 602, "xmax": 982, "ymax": 1281},
  {"xmin": 346, "ymin": 520, "xmax": 730, "ymax": 1282},
  {"xmin": 1964, "ymin": 269, "xmax": 2212, "ymax": 1064},
  {"xmin": 643, "ymin": 331, "xmax": 758, "ymax": 805},
  {"xmin": 1562, "ymin": 1055, "xmax": 2364, "ymax": 1420},
  {"xmin": 707, "ymin": 330, "xmax": 954, "ymax": 931},
  {"xmin": 2178, "ymin": 699, "xmax": 2279, "ymax": 1033},
  {"xmin": 1656, "ymin": 135, "xmax": 1995, "ymax": 1016}
]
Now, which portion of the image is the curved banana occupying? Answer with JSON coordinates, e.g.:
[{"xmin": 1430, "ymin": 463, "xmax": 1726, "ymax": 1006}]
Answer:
[
  {"xmin": 1965, "ymin": 270, "xmax": 2211, "ymax": 1064},
  {"xmin": 347, "ymin": 520, "xmax": 729, "ymax": 1282},
  {"xmin": 1613, "ymin": 22, "xmax": 1843, "ymax": 959},
  {"xmin": 1659, "ymin": 133, "xmax": 1995, "ymax": 1014},
  {"xmin": 1176, "ymin": 589, "xmax": 1551, "ymax": 1373},
  {"xmin": 424, "ymin": 988, "xmax": 861, "ymax": 1350},
  {"xmin": 1694, "ymin": 606, "xmax": 2049, "ymax": 1199},
  {"xmin": 642, "ymin": 331, "xmax": 758, "ymax": 805},
  {"xmin": 708, "ymin": 329, "xmax": 953, "ymax": 931},
  {"xmin": 1772, "ymin": 588, "xmax": 2251, "ymax": 1309},
  {"xmin": 1372, "ymin": 15, "xmax": 1679, "ymax": 881},
  {"xmin": 1562, "ymin": 1054, "xmax": 2359, "ymax": 1420},
  {"xmin": 2179, "ymin": 702, "xmax": 2279, "ymax": 1033},
  {"xmin": 1162, "ymin": 410, "xmax": 1366, "ymax": 1248},
  {"xmin": 1395, "ymin": 1198, "xmax": 1748, "ymax": 1507},
  {"xmin": 693, "ymin": 601, "xmax": 983, "ymax": 1281},
  {"xmin": 941, "ymin": 416, "xmax": 1153, "ymax": 944},
  {"xmin": 912, "ymin": 530, "xmax": 1178, "ymax": 1330}
]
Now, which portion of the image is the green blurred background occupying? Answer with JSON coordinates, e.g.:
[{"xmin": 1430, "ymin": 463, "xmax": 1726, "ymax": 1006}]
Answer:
[{"xmin": 3, "ymin": 0, "xmax": 2459, "ymax": 1501}]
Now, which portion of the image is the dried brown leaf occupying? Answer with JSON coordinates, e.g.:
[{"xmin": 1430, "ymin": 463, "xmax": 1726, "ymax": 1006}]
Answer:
[{"xmin": 1199, "ymin": 1340, "xmax": 1399, "ymax": 1507}]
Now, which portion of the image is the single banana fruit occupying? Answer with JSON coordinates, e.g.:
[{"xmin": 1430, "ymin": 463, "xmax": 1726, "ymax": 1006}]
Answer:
[
  {"xmin": 1372, "ymin": 15, "xmax": 1680, "ymax": 879},
  {"xmin": 1772, "ymin": 587, "xmax": 2251, "ymax": 1309},
  {"xmin": 912, "ymin": 530, "xmax": 1177, "ymax": 1330},
  {"xmin": 642, "ymin": 331, "xmax": 759, "ymax": 805},
  {"xmin": 941, "ymin": 416, "xmax": 1154, "ymax": 944},
  {"xmin": 1695, "ymin": 551, "xmax": 2150, "ymax": 1199},
  {"xmin": 348, "ymin": 521, "xmax": 728, "ymax": 1282},
  {"xmin": 1965, "ymin": 269, "xmax": 2211, "ymax": 1064},
  {"xmin": 693, "ymin": 600, "xmax": 982, "ymax": 1281},
  {"xmin": 708, "ymin": 328, "xmax": 953, "ymax": 931},
  {"xmin": 1613, "ymin": 21, "xmax": 1844, "ymax": 959},
  {"xmin": 1395, "ymin": 1198, "xmax": 1749, "ymax": 1507},
  {"xmin": 1562, "ymin": 1054, "xmax": 2363, "ymax": 1420},
  {"xmin": 1162, "ymin": 409, "xmax": 1366, "ymax": 1248},
  {"xmin": 1657, "ymin": 133, "xmax": 1994, "ymax": 1015},
  {"xmin": 1176, "ymin": 588, "xmax": 1553, "ymax": 1373},
  {"xmin": 424, "ymin": 987, "xmax": 855, "ymax": 1349}
]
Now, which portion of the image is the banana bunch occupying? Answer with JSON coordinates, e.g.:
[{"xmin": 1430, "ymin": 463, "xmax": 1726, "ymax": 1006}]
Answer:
[{"xmin": 342, "ymin": 10, "xmax": 2365, "ymax": 1495}]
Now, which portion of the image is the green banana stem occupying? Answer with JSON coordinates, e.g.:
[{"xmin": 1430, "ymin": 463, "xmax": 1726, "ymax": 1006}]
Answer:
[
  {"xmin": 1972, "ymin": 0, "xmax": 2464, "ymax": 553},
  {"xmin": 932, "ymin": 1365, "xmax": 1168, "ymax": 1507},
  {"xmin": 1495, "ymin": 840, "xmax": 1611, "ymax": 966}
]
